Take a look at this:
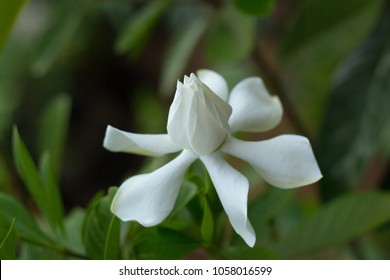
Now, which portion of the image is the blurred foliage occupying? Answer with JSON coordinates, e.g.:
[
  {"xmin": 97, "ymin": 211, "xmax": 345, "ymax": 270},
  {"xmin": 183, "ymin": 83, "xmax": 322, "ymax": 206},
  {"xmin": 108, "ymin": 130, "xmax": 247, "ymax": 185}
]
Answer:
[
  {"xmin": 0, "ymin": 0, "xmax": 27, "ymax": 52},
  {"xmin": 1, "ymin": 0, "xmax": 390, "ymax": 260}
]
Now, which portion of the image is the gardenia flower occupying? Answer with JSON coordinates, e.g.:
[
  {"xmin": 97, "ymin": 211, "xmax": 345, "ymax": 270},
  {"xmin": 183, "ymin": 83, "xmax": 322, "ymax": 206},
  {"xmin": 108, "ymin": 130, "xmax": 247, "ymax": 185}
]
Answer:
[{"xmin": 103, "ymin": 70, "xmax": 322, "ymax": 247}]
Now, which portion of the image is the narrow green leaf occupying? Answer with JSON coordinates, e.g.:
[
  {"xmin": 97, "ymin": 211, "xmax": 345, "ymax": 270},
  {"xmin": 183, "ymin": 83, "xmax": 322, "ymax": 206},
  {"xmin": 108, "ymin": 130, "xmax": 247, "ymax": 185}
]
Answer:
[
  {"xmin": 115, "ymin": 0, "xmax": 171, "ymax": 56},
  {"xmin": 38, "ymin": 93, "xmax": 71, "ymax": 177},
  {"xmin": 64, "ymin": 208, "xmax": 85, "ymax": 255},
  {"xmin": 170, "ymin": 181, "xmax": 198, "ymax": 218},
  {"xmin": 0, "ymin": 192, "xmax": 51, "ymax": 245},
  {"xmin": 160, "ymin": 17, "xmax": 209, "ymax": 95},
  {"xmin": 103, "ymin": 214, "xmax": 121, "ymax": 260},
  {"xmin": 0, "ymin": 216, "xmax": 16, "ymax": 260},
  {"xmin": 83, "ymin": 187, "xmax": 121, "ymax": 259},
  {"xmin": 248, "ymin": 188, "xmax": 294, "ymax": 240},
  {"xmin": 0, "ymin": 0, "xmax": 27, "ymax": 53},
  {"xmin": 13, "ymin": 127, "xmax": 66, "ymax": 233},
  {"xmin": 233, "ymin": 0, "xmax": 275, "ymax": 17},
  {"xmin": 39, "ymin": 153, "xmax": 65, "ymax": 232},
  {"xmin": 280, "ymin": 0, "xmax": 383, "ymax": 132},
  {"xmin": 318, "ymin": 12, "xmax": 390, "ymax": 198},
  {"xmin": 206, "ymin": 6, "xmax": 254, "ymax": 64},
  {"xmin": 200, "ymin": 198, "xmax": 214, "ymax": 243},
  {"xmin": 18, "ymin": 242, "xmax": 63, "ymax": 260},
  {"xmin": 81, "ymin": 191, "xmax": 103, "ymax": 239},
  {"xmin": 133, "ymin": 88, "xmax": 168, "ymax": 133},
  {"xmin": 230, "ymin": 188, "xmax": 293, "ymax": 246},
  {"xmin": 281, "ymin": 0, "xmax": 383, "ymax": 58},
  {"xmin": 31, "ymin": 2, "xmax": 83, "ymax": 76},
  {"xmin": 133, "ymin": 227, "xmax": 200, "ymax": 259},
  {"xmin": 0, "ymin": 155, "xmax": 14, "ymax": 194},
  {"xmin": 249, "ymin": 188, "xmax": 294, "ymax": 223},
  {"xmin": 12, "ymin": 128, "xmax": 51, "ymax": 222},
  {"xmin": 275, "ymin": 192, "xmax": 390, "ymax": 257}
]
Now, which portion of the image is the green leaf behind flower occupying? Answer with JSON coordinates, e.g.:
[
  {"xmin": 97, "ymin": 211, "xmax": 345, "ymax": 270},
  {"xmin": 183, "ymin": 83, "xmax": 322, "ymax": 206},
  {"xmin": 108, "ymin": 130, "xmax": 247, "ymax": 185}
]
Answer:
[
  {"xmin": 205, "ymin": 5, "xmax": 254, "ymax": 64},
  {"xmin": 12, "ymin": 127, "xmax": 64, "ymax": 232},
  {"xmin": 160, "ymin": 17, "xmax": 209, "ymax": 95},
  {"xmin": 38, "ymin": 93, "xmax": 72, "ymax": 177},
  {"xmin": 275, "ymin": 192, "xmax": 390, "ymax": 257},
  {"xmin": 0, "ymin": 0, "xmax": 27, "ymax": 53},
  {"xmin": 133, "ymin": 227, "xmax": 200, "ymax": 259},
  {"xmin": 0, "ymin": 192, "xmax": 52, "ymax": 245},
  {"xmin": 280, "ymin": 0, "xmax": 383, "ymax": 133},
  {"xmin": 0, "ymin": 216, "xmax": 16, "ymax": 260},
  {"xmin": 318, "ymin": 11, "xmax": 390, "ymax": 198},
  {"xmin": 83, "ymin": 187, "xmax": 121, "ymax": 260},
  {"xmin": 115, "ymin": 0, "xmax": 171, "ymax": 56},
  {"xmin": 233, "ymin": 0, "xmax": 275, "ymax": 17}
]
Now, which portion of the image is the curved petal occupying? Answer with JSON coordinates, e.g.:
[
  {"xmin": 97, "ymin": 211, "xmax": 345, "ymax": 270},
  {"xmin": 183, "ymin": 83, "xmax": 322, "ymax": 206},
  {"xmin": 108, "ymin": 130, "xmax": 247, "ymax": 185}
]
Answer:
[
  {"xmin": 197, "ymin": 69, "xmax": 229, "ymax": 101},
  {"xmin": 228, "ymin": 77, "xmax": 283, "ymax": 133},
  {"xmin": 103, "ymin": 125, "xmax": 181, "ymax": 156},
  {"xmin": 223, "ymin": 136, "xmax": 322, "ymax": 189},
  {"xmin": 111, "ymin": 150, "xmax": 197, "ymax": 226},
  {"xmin": 201, "ymin": 151, "xmax": 255, "ymax": 247}
]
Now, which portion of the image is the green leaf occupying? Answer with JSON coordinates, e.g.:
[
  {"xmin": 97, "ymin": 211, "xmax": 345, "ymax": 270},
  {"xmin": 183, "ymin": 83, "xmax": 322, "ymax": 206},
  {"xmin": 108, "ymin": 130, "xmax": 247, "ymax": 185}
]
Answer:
[
  {"xmin": 318, "ymin": 12, "xmax": 390, "ymax": 199},
  {"xmin": 275, "ymin": 191, "xmax": 390, "ymax": 257},
  {"xmin": 248, "ymin": 188, "xmax": 294, "ymax": 240},
  {"xmin": 221, "ymin": 245, "xmax": 279, "ymax": 260},
  {"xmin": 133, "ymin": 227, "xmax": 200, "ymax": 259},
  {"xmin": 83, "ymin": 187, "xmax": 121, "ymax": 259},
  {"xmin": 160, "ymin": 17, "xmax": 209, "ymax": 95},
  {"xmin": 200, "ymin": 197, "xmax": 214, "ymax": 243},
  {"xmin": 280, "ymin": 0, "xmax": 383, "ymax": 133},
  {"xmin": 103, "ymin": 214, "xmax": 121, "ymax": 260},
  {"xmin": 132, "ymin": 87, "xmax": 168, "ymax": 133},
  {"xmin": 0, "ymin": 155, "xmax": 14, "ymax": 194},
  {"xmin": 0, "ymin": 216, "xmax": 16, "ymax": 260},
  {"xmin": 281, "ymin": 0, "xmax": 383, "ymax": 58},
  {"xmin": 170, "ymin": 181, "xmax": 198, "ymax": 218},
  {"xmin": 31, "ymin": 2, "xmax": 83, "ymax": 76},
  {"xmin": 206, "ymin": 5, "xmax": 254, "ymax": 64},
  {"xmin": 13, "ymin": 127, "xmax": 65, "ymax": 232},
  {"xmin": 249, "ymin": 188, "xmax": 294, "ymax": 223},
  {"xmin": 18, "ymin": 242, "xmax": 63, "ymax": 260},
  {"xmin": 115, "ymin": 0, "xmax": 171, "ymax": 56},
  {"xmin": 64, "ymin": 208, "xmax": 86, "ymax": 255},
  {"xmin": 12, "ymin": 127, "xmax": 55, "ymax": 227},
  {"xmin": 0, "ymin": 0, "xmax": 27, "ymax": 53},
  {"xmin": 230, "ymin": 188, "xmax": 293, "ymax": 246},
  {"xmin": 39, "ymin": 153, "xmax": 64, "ymax": 232},
  {"xmin": 233, "ymin": 0, "xmax": 275, "ymax": 17},
  {"xmin": 38, "ymin": 93, "xmax": 71, "ymax": 177},
  {"xmin": 0, "ymin": 192, "xmax": 51, "ymax": 245}
]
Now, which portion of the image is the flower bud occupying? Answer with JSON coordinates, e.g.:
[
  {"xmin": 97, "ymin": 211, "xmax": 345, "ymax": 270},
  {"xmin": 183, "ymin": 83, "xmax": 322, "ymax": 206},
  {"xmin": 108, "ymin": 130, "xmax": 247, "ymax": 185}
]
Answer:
[{"xmin": 167, "ymin": 73, "xmax": 232, "ymax": 155}]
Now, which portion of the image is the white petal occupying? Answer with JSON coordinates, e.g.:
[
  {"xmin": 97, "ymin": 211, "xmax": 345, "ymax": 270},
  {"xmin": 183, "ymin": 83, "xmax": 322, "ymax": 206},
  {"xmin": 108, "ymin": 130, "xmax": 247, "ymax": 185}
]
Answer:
[
  {"xmin": 197, "ymin": 69, "xmax": 229, "ymax": 101},
  {"xmin": 228, "ymin": 77, "xmax": 283, "ymax": 133},
  {"xmin": 166, "ymin": 81, "xmax": 193, "ymax": 151},
  {"xmin": 201, "ymin": 151, "xmax": 256, "ymax": 247},
  {"xmin": 111, "ymin": 150, "xmax": 197, "ymax": 225},
  {"xmin": 103, "ymin": 125, "xmax": 180, "ymax": 156},
  {"xmin": 223, "ymin": 136, "xmax": 322, "ymax": 188}
]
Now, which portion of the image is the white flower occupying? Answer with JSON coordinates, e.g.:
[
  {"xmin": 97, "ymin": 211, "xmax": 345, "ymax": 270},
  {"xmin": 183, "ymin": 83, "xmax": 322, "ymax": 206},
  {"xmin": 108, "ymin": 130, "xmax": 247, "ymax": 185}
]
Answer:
[{"xmin": 103, "ymin": 69, "xmax": 322, "ymax": 247}]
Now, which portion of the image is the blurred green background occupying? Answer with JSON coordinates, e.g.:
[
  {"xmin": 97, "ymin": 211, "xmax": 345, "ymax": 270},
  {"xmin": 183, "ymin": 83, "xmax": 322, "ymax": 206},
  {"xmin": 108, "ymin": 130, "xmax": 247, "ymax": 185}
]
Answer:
[{"xmin": 1, "ymin": 0, "xmax": 390, "ymax": 259}]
